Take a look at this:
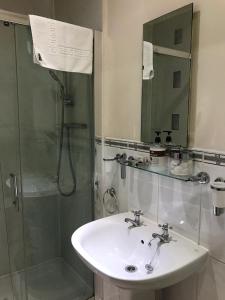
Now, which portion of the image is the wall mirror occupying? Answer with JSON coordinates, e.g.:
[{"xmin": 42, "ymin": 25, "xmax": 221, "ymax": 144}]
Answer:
[{"xmin": 141, "ymin": 4, "xmax": 193, "ymax": 147}]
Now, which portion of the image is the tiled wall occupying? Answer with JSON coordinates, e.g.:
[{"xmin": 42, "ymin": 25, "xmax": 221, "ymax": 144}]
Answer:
[{"xmin": 95, "ymin": 138, "xmax": 225, "ymax": 300}]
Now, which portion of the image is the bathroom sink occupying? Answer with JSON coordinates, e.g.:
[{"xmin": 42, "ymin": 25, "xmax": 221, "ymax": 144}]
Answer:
[{"xmin": 71, "ymin": 212, "xmax": 208, "ymax": 290}]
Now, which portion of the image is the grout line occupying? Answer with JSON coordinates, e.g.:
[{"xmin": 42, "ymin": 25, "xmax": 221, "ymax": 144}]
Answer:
[{"xmin": 210, "ymin": 255, "xmax": 225, "ymax": 265}]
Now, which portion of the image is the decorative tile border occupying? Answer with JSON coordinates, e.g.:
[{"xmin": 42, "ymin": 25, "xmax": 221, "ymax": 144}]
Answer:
[
  {"xmin": 104, "ymin": 138, "xmax": 150, "ymax": 152},
  {"xmin": 95, "ymin": 137, "xmax": 225, "ymax": 166}
]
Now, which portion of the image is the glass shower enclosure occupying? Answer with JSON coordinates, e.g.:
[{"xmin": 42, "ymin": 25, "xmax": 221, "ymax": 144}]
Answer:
[{"xmin": 0, "ymin": 17, "xmax": 94, "ymax": 300}]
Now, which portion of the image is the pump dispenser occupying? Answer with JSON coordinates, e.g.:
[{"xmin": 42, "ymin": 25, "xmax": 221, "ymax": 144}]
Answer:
[
  {"xmin": 150, "ymin": 131, "xmax": 166, "ymax": 170},
  {"xmin": 164, "ymin": 130, "xmax": 172, "ymax": 144},
  {"xmin": 154, "ymin": 131, "xmax": 161, "ymax": 144}
]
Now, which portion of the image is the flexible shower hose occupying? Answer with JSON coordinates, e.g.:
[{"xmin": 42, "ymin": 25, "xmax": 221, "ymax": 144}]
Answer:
[
  {"xmin": 49, "ymin": 70, "xmax": 77, "ymax": 196},
  {"xmin": 57, "ymin": 88, "xmax": 77, "ymax": 196}
]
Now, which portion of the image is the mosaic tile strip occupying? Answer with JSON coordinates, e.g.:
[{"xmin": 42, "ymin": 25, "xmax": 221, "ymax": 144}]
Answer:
[{"xmin": 96, "ymin": 137, "xmax": 225, "ymax": 166}]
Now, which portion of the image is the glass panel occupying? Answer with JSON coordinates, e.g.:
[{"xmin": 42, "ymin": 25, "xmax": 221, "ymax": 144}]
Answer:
[
  {"xmin": 119, "ymin": 162, "xmax": 191, "ymax": 182},
  {"xmin": 0, "ymin": 21, "xmax": 26, "ymax": 300},
  {"xmin": 15, "ymin": 24, "xmax": 60, "ymax": 269},
  {"xmin": 15, "ymin": 24, "xmax": 94, "ymax": 300},
  {"xmin": 60, "ymin": 72, "xmax": 94, "ymax": 293},
  {"xmin": 158, "ymin": 176, "xmax": 202, "ymax": 242}
]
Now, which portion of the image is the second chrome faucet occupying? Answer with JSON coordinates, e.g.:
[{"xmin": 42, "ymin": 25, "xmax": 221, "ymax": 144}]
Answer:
[
  {"xmin": 124, "ymin": 210, "xmax": 144, "ymax": 227},
  {"xmin": 124, "ymin": 212, "xmax": 172, "ymax": 245},
  {"xmin": 150, "ymin": 223, "xmax": 173, "ymax": 244}
]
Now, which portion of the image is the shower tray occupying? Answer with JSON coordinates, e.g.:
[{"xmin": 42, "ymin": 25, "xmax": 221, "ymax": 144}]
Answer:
[{"xmin": 0, "ymin": 258, "xmax": 93, "ymax": 300}]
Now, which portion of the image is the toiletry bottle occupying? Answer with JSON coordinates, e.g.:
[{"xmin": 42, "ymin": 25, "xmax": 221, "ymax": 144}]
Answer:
[
  {"xmin": 170, "ymin": 148, "xmax": 193, "ymax": 176},
  {"xmin": 163, "ymin": 130, "xmax": 172, "ymax": 145},
  {"xmin": 180, "ymin": 150, "xmax": 193, "ymax": 176},
  {"xmin": 169, "ymin": 147, "xmax": 181, "ymax": 174},
  {"xmin": 154, "ymin": 131, "xmax": 161, "ymax": 144},
  {"xmin": 150, "ymin": 131, "xmax": 167, "ymax": 170}
]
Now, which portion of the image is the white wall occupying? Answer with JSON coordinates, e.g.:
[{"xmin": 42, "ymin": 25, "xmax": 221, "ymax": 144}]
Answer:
[
  {"xmin": 94, "ymin": 31, "xmax": 103, "ymax": 138},
  {"xmin": 102, "ymin": 0, "xmax": 225, "ymax": 151}
]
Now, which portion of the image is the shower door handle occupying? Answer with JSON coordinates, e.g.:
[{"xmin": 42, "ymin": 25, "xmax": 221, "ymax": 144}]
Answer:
[{"xmin": 9, "ymin": 173, "xmax": 19, "ymax": 211}]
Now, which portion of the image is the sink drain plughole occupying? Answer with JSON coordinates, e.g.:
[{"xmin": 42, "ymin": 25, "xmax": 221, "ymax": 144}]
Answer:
[
  {"xmin": 125, "ymin": 265, "xmax": 137, "ymax": 273},
  {"xmin": 125, "ymin": 264, "xmax": 154, "ymax": 274}
]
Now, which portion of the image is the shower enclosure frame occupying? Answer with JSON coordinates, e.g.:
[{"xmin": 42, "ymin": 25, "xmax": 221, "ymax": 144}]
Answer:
[
  {"xmin": 0, "ymin": 7, "xmax": 96, "ymax": 300},
  {"xmin": 0, "ymin": 9, "xmax": 29, "ymax": 25}
]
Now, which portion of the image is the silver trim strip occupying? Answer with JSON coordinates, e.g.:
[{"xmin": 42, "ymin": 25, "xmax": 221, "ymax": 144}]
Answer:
[
  {"xmin": 0, "ymin": 9, "xmax": 29, "ymax": 25},
  {"xmin": 153, "ymin": 45, "xmax": 191, "ymax": 59}
]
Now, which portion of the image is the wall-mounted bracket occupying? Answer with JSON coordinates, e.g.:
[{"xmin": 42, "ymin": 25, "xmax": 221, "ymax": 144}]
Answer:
[
  {"xmin": 120, "ymin": 153, "xmax": 127, "ymax": 179},
  {"xmin": 189, "ymin": 172, "xmax": 210, "ymax": 184},
  {"xmin": 103, "ymin": 153, "xmax": 210, "ymax": 184}
]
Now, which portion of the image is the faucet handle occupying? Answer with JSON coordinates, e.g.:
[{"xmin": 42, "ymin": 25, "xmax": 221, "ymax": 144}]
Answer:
[
  {"xmin": 132, "ymin": 210, "xmax": 144, "ymax": 216},
  {"xmin": 158, "ymin": 223, "xmax": 173, "ymax": 230}
]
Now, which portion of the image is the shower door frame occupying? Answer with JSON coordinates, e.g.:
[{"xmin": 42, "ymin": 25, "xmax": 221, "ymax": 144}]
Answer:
[
  {"xmin": 0, "ymin": 9, "xmax": 29, "ymax": 25},
  {"xmin": 0, "ymin": 12, "xmax": 29, "ymax": 300}
]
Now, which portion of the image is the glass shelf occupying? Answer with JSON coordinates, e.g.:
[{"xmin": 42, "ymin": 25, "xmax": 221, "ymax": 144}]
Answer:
[
  {"xmin": 120, "ymin": 162, "xmax": 191, "ymax": 182},
  {"xmin": 103, "ymin": 155, "xmax": 210, "ymax": 184}
]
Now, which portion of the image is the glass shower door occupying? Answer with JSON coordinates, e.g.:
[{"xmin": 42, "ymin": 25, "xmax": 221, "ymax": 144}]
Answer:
[
  {"xmin": 0, "ymin": 21, "xmax": 27, "ymax": 300},
  {"xmin": 14, "ymin": 23, "xmax": 94, "ymax": 300},
  {"xmin": 0, "ymin": 18, "xmax": 94, "ymax": 300}
]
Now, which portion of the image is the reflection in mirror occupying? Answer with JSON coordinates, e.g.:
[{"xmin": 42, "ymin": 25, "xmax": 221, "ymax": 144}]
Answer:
[{"xmin": 141, "ymin": 4, "xmax": 193, "ymax": 147}]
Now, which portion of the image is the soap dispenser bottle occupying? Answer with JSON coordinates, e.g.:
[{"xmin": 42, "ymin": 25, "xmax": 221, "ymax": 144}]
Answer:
[
  {"xmin": 149, "ymin": 130, "xmax": 167, "ymax": 170},
  {"xmin": 154, "ymin": 131, "xmax": 161, "ymax": 144},
  {"xmin": 164, "ymin": 130, "xmax": 172, "ymax": 145}
]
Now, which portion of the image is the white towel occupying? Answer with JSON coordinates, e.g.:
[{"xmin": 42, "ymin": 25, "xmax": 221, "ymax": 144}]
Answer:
[
  {"xmin": 143, "ymin": 41, "xmax": 154, "ymax": 80},
  {"xmin": 29, "ymin": 15, "xmax": 93, "ymax": 74}
]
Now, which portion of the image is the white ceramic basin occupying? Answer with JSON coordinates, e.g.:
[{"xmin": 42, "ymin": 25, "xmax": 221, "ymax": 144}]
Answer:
[{"xmin": 72, "ymin": 212, "xmax": 208, "ymax": 290}]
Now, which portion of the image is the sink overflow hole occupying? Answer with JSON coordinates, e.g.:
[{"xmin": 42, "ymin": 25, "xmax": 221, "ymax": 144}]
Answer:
[
  {"xmin": 145, "ymin": 264, "xmax": 154, "ymax": 273},
  {"xmin": 125, "ymin": 265, "xmax": 137, "ymax": 273}
]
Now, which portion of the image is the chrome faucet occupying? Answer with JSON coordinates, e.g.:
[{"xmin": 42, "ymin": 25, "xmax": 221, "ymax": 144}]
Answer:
[
  {"xmin": 150, "ymin": 223, "xmax": 173, "ymax": 244},
  {"xmin": 125, "ymin": 210, "xmax": 143, "ymax": 227}
]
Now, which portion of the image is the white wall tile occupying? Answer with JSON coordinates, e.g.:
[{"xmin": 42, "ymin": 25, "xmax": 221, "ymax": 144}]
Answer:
[
  {"xmin": 158, "ymin": 177, "xmax": 201, "ymax": 242},
  {"xmin": 200, "ymin": 184, "xmax": 225, "ymax": 263},
  {"xmin": 95, "ymin": 143, "xmax": 104, "ymax": 219},
  {"xmin": 128, "ymin": 169, "xmax": 158, "ymax": 221},
  {"xmin": 196, "ymin": 162, "xmax": 225, "ymax": 263},
  {"xmin": 103, "ymin": 146, "xmax": 134, "ymax": 215}
]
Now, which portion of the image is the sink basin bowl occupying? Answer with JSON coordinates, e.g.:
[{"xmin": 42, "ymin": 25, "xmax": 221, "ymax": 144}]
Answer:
[{"xmin": 72, "ymin": 212, "xmax": 208, "ymax": 290}]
